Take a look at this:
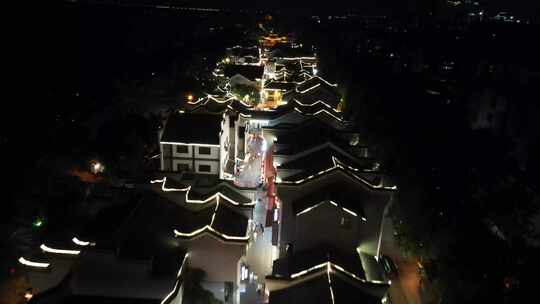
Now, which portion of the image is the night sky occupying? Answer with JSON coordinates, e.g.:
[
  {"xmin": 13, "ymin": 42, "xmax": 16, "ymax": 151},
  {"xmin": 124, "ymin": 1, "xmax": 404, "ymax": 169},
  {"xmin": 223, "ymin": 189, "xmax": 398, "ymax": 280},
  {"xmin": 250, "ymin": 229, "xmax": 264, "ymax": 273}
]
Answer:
[{"xmin": 182, "ymin": 0, "xmax": 540, "ymax": 17}]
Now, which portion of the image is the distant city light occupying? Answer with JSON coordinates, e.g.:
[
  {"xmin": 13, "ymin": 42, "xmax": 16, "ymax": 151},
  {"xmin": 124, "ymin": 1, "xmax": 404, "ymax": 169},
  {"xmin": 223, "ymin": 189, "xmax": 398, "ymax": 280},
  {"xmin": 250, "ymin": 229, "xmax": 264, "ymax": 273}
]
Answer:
[
  {"xmin": 90, "ymin": 160, "xmax": 104, "ymax": 175},
  {"xmin": 32, "ymin": 218, "xmax": 44, "ymax": 228},
  {"xmin": 24, "ymin": 291, "xmax": 33, "ymax": 301}
]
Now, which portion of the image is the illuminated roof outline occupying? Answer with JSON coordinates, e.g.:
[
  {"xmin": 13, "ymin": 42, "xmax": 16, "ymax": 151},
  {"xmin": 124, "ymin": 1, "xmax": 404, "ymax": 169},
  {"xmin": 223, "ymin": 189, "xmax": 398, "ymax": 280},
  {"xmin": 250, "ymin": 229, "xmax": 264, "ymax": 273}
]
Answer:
[
  {"xmin": 151, "ymin": 177, "xmax": 255, "ymax": 207},
  {"xmin": 173, "ymin": 201, "xmax": 250, "ymax": 243},
  {"xmin": 277, "ymin": 156, "xmax": 397, "ymax": 191}
]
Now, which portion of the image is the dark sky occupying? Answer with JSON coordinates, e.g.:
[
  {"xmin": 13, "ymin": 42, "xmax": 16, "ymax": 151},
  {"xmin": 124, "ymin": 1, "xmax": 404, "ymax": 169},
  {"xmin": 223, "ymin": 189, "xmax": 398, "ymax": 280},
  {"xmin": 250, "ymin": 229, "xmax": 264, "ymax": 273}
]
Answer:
[{"xmin": 181, "ymin": 0, "xmax": 539, "ymax": 17}]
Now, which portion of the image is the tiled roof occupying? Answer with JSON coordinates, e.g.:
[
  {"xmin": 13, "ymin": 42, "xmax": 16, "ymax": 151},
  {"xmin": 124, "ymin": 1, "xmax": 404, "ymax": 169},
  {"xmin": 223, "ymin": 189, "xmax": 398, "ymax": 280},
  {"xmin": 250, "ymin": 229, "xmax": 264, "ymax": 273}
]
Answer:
[
  {"xmin": 291, "ymin": 190, "xmax": 367, "ymax": 219},
  {"xmin": 278, "ymin": 145, "xmax": 374, "ymax": 172},
  {"xmin": 224, "ymin": 64, "xmax": 264, "ymax": 81},
  {"xmin": 161, "ymin": 113, "xmax": 222, "ymax": 145},
  {"xmin": 269, "ymin": 269, "xmax": 383, "ymax": 304},
  {"xmin": 277, "ymin": 146, "xmax": 395, "ymax": 190},
  {"xmin": 174, "ymin": 201, "xmax": 250, "ymax": 243},
  {"xmin": 273, "ymin": 120, "xmax": 356, "ymax": 155},
  {"xmin": 188, "ymin": 182, "xmax": 253, "ymax": 206},
  {"xmin": 264, "ymin": 80, "xmax": 296, "ymax": 91},
  {"xmin": 271, "ymin": 244, "xmax": 366, "ymax": 279}
]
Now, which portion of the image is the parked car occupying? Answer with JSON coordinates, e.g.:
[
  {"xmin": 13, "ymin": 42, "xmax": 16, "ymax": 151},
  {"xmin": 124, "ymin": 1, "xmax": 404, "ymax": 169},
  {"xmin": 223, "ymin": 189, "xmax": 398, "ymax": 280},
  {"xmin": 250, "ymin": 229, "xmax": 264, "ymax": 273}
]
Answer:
[{"xmin": 380, "ymin": 255, "xmax": 399, "ymax": 277}]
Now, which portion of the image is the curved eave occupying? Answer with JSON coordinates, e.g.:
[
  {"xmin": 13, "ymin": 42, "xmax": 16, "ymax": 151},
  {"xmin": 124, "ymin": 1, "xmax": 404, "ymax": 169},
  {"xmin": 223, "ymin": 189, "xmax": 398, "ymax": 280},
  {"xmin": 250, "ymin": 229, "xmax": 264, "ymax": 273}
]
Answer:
[
  {"xmin": 174, "ymin": 228, "xmax": 249, "ymax": 244},
  {"xmin": 278, "ymin": 166, "xmax": 397, "ymax": 192}
]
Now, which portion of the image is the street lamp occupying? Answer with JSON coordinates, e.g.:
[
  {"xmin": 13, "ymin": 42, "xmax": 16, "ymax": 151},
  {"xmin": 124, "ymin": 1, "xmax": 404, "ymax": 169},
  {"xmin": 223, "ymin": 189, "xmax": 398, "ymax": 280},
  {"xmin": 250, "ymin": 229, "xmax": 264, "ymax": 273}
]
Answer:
[{"xmin": 187, "ymin": 94, "xmax": 194, "ymax": 102}]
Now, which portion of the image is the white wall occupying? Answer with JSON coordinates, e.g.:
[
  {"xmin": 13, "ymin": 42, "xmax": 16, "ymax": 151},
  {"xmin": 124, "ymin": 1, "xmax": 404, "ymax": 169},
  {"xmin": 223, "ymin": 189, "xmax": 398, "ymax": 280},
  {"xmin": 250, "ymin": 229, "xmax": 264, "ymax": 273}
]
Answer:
[
  {"xmin": 220, "ymin": 115, "xmax": 231, "ymax": 179},
  {"xmin": 178, "ymin": 234, "xmax": 245, "ymax": 290},
  {"xmin": 173, "ymin": 159, "xmax": 193, "ymax": 171},
  {"xmin": 173, "ymin": 144, "xmax": 193, "ymax": 158},
  {"xmin": 194, "ymin": 146, "xmax": 220, "ymax": 160},
  {"xmin": 194, "ymin": 160, "xmax": 219, "ymax": 175}
]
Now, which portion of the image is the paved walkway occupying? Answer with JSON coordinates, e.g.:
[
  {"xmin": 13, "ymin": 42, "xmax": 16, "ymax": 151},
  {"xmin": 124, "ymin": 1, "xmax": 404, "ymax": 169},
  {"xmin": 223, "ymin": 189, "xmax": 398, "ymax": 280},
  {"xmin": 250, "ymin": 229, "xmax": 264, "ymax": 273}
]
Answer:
[
  {"xmin": 238, "ymin": 128, "xmax": 273, "ymax": 304},
  {"xmin": 380, "ymin": 216, "xmax": 423, "ymax": 304},
  {"xmin": 235, "ymin": 130, "xmax": 265, "ymax": 188}
]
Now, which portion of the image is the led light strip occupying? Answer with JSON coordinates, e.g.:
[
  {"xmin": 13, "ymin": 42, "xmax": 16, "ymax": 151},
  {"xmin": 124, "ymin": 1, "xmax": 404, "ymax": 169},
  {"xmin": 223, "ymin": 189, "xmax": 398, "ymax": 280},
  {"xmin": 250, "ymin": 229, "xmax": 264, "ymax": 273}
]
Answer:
[
  {"xmin": 72, "ymin": 237, "xmax": 96, "ymax": 247},
  {"xmin": 160, "ymin": 142, "xmax": 220, "ymax": 148},
  {"xmin": 295, "ymin": 200, "xmax": 364, "ymax": 220},
  {"xmin": 173, "ymin": 203, "xmax": 251, "ymax": 241},
  {"xmin": 295, "ymin": 201, "xmax": 326, "ymax": 216},
  {"xmin": 342, "ymin": 207, "xmax": 359, "ymax": 218},
  {"xmin": 296, "ymin": 83, "xmax": 321, "ymax": 93},
  {"xmin": 289, "ymin": 261, "xmax": 391, "ymax": 285},
  {"xmin": 277, "ymin": 56, "xmax": 317, "ymax": 60},
  {"xmin": 331, "ymin": 157, "xmax": 375, "ymax": 173},
  {"xmin": 174, "ymin": 226, "xmax": 250, "ymax": 241},
  {"xmin": 151, "ymin": 178, "xmax": 256, "ymax": 206},
  {"xmin": 18, "ymin": 257, "xmax": 50, "ymax": 268},
  {"xmin": 332, "ymin": 157, "xmax": 397, "ymax": 190},
  {"xmin": 290, "ymin": 262, "xmax": 328, "ymax": 278},
  {"xmin": 293, "ymin": 107, "xmax": 344, "ymax": 122},
  {"xmin": 277, "ymin": 156, "xmax": 398, "ymax": 191},
  {"xmin": 293, "ymin": 99, "xmax": 341, "ymax": 112},
  {"xmin": 296, "ymin": 76, "xmax": 338, "ymax": 87},
  {"xmin": 160, "ymin": 253, "xmax": 190, "ymax": 304},
  {"xmin": 151, "ymin": 177, "xmax": 190, "ymax": 192},
  {"xmin": 327, "ymin": 263, "xmax": 336, "ymax": 304},
  {"xmin": 40, "ymin": 244, "xmax": 80, "ymax": 255}
]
